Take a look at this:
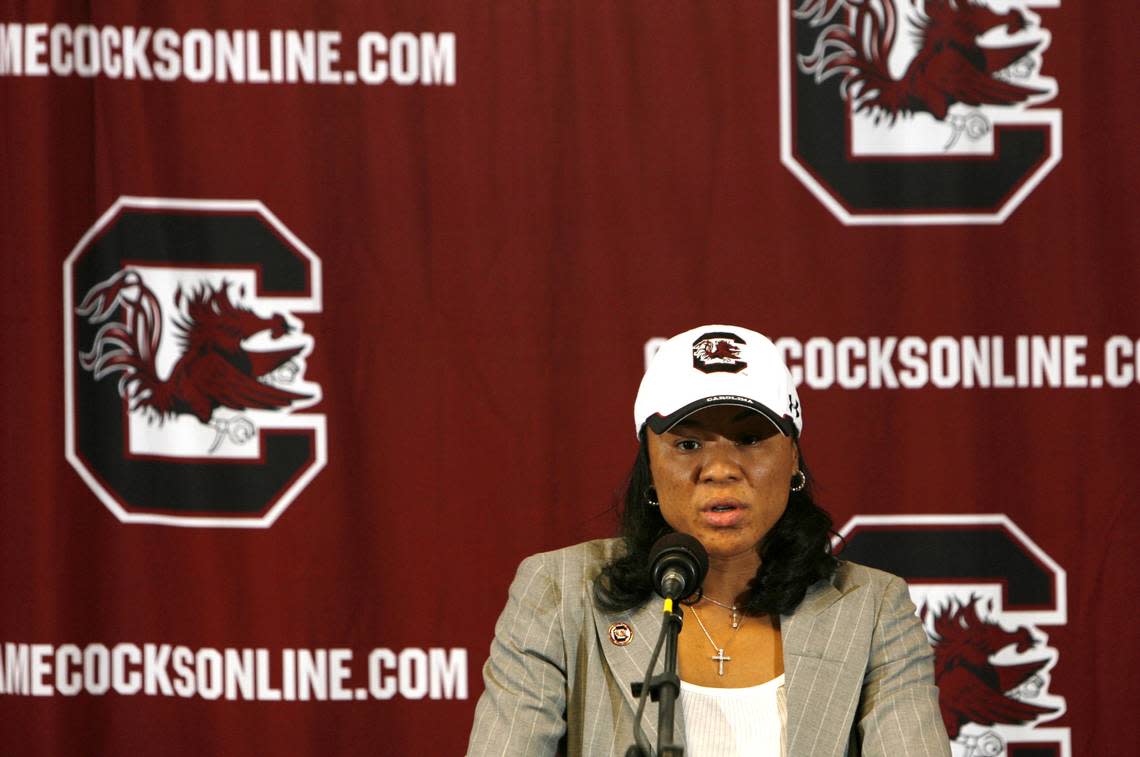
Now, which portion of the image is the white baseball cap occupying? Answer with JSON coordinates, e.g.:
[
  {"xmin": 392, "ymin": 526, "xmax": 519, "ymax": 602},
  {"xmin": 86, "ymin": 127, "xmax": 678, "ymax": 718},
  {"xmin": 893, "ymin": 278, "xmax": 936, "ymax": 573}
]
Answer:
[{"xmin": 634, "ymin": 325, "xmax": 802, "ymax": 438}]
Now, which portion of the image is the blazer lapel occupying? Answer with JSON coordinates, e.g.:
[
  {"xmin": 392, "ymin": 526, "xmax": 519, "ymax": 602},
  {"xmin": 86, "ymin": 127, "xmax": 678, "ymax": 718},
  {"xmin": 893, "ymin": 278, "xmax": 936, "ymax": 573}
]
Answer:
[
  {"xmin": 781, "ymin": 575, "xmax": 867, "ymax": 757},
  {"xmin": 590, "ymin": 598, "xmax": 682, "ymax": 747}
]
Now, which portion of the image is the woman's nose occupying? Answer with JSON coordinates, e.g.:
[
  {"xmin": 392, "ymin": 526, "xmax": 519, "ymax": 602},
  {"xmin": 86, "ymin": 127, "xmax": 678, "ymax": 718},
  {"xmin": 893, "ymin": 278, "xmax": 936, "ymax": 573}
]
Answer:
[{"xmin": 698, "ymin": 443, "xmax": 742, "ymax": 483}]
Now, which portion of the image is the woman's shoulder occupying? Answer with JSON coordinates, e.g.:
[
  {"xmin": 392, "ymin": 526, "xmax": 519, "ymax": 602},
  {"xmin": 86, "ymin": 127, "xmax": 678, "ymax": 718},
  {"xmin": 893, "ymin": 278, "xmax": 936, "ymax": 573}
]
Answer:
[
  {"xmin": 503, "ymin": 539, "xmax": 627, "ymax": 630},
  {"xmin": 832, "ymin": 559, "xmax": 909, "ymax": 594},
  {"xmin": 517, "ymin": 537, "xmax": 626, "ymax": 582}
]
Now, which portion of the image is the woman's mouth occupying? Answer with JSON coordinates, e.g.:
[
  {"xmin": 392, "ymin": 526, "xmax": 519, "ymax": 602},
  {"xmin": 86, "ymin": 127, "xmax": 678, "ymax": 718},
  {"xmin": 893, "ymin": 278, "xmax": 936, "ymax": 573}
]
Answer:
[{"xmin": 700, "ymin": 501, "xmax": 745, "ymax": 527}]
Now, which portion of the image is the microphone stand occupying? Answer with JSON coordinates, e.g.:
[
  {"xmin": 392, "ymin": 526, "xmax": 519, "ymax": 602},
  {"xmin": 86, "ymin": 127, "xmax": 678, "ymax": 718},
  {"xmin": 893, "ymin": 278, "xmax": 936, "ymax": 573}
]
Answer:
[
  {"xmin": 626, "ymin": 601, "xmax": 685, "ymax": 757},
  {"xmin": 656, "ymin": 604, "xmax": 684, "ymax": 756}
]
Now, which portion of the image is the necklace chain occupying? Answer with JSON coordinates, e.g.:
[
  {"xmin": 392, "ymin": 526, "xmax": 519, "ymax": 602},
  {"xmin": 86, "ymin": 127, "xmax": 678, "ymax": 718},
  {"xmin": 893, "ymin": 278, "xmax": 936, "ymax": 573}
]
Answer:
[
  {"xmin": 701, "ymin": 594, "xmax": 741, "ymax": 628},
  {"xmin": 689, "ymin": 605, "xmax": 745, "ymax": 676}
]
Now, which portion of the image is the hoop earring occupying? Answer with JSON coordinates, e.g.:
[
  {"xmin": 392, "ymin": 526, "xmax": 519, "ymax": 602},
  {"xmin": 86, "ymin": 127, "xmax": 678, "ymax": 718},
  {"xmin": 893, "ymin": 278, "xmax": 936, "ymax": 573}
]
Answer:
[
  {"xmin": 790, "ymin": 470, "xmax": 806, "ymax": 492},
  {"xmin": 645, "ymin": 487, "xmax": 660, "ymax": 507}
]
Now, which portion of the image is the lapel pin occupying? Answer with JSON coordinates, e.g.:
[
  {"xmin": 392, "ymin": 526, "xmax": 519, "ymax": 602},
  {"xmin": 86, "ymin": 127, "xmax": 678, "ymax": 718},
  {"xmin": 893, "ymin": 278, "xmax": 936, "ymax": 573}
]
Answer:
[{"xmin": 608, "ymin": 622, "xmax": 633, "ymax": 646}]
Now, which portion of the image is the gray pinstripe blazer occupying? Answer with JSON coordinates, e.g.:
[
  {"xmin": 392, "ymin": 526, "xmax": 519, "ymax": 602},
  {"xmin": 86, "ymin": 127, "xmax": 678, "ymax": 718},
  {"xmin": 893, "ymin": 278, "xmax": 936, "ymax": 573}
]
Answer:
[{"xmin": 467, "ymin": 538, "xmax": 949, "ymax": 757}]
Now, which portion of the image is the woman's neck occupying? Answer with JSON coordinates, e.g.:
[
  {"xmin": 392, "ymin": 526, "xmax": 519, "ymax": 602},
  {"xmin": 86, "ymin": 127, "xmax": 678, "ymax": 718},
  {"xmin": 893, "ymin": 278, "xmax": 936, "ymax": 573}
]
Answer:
[{"xmin": 701, "ymin": 553, "xmax": 761, "ymax": 605}]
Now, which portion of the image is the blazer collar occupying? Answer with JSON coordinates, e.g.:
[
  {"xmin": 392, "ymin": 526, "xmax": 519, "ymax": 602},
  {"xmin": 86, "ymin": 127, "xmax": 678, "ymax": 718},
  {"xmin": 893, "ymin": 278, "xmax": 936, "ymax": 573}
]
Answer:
[
  {"xmin": 780, "ymin": 575, "xmax": 846, "ymax": 656},
  {"xmin": 590, "ymin": 596, "xmax": 682, "ymax": 748},
  {"xmin": 781, "ymin": 572, "xmax": 867, "ymax": 757}
]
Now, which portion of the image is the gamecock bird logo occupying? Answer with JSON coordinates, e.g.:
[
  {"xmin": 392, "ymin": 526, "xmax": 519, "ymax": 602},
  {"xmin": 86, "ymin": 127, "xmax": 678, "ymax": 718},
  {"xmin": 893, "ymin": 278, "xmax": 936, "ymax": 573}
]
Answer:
[
  {"xmin": 77, "ymin": 269, "xmax": 312, "ymax": 449},
  {"xmin": 925, "ymin": 596, "xmax": 1058, "ymax": 739},
  {"xmin": 692, "ymin": 334, "xmax": 749, "ymax": 373},
  {"xmin": 698, "ymin": 339, "xmax": 742, "ymax": 362},
  {"xmin": 797, "ymin": 0, "xmax": 1048, "ymax": 121}
]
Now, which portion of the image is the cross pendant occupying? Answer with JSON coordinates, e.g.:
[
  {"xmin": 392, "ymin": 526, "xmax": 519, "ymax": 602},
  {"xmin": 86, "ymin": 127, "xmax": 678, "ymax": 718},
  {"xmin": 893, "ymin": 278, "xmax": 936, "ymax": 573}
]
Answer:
[{"xmin": 712, "ymin": 649, "xmax": 731, "ymax": 676}]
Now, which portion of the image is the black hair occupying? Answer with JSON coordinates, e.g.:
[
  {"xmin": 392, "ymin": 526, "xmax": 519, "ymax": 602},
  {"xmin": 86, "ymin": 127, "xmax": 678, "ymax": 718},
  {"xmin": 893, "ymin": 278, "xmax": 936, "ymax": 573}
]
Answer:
[{"xmin": 593, "ymin": 429, "xmax": 838, "ymax": 617}]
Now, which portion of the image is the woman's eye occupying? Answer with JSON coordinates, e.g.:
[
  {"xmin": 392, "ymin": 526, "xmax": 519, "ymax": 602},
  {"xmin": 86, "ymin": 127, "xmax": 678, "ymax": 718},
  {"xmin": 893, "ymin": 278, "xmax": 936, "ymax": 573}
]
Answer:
[
  {"xmin": 675, "ymin": 439, "xmax": 701, "ymax": 451},
  {"xmin": 737, "ymin": 435, "xmax": 761, "ymax": 446}
]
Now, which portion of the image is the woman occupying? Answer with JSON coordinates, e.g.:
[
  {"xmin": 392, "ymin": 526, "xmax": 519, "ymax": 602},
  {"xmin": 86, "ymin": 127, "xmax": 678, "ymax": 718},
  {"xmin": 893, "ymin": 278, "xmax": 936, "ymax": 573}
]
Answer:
[{"xmin": 468, "ymin": 325, "xmax": 949, "ymax": 756}]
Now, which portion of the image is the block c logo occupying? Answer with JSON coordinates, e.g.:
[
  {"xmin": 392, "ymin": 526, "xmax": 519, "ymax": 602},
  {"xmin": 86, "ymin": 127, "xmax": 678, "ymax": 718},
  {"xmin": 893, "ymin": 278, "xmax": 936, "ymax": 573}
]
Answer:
[
  {"xmin": 837, "ymin": 514, "xmax": 1070, "ymax": 757},
  {"xmin": 780, "ymin": 0, "xmax": 1062, "ymax": 225},
  {"xmin": 63, "ymin": 197, "xmax": 326, "ymax": 528}
]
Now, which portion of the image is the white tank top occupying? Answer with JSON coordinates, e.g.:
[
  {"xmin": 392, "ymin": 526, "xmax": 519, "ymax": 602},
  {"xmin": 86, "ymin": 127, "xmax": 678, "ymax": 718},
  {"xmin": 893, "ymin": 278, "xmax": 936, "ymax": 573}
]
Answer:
[{"xmin": 678, "ymin": 674, "xmax": 787, "ymax": 757}]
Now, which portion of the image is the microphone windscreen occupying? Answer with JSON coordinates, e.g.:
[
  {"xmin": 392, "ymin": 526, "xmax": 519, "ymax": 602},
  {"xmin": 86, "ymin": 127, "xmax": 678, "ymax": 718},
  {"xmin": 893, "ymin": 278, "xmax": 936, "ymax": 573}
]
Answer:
[{"xmin": 648, "ymin": 532, "xmax": 709, "ymax": 589}]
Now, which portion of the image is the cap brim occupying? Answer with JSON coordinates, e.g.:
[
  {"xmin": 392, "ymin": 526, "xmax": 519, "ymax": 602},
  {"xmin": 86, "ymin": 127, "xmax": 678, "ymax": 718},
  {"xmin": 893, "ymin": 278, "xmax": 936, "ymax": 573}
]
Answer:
[{"xmin": 644, "ymin": 397, "xmax": 797, "ymax": 438}]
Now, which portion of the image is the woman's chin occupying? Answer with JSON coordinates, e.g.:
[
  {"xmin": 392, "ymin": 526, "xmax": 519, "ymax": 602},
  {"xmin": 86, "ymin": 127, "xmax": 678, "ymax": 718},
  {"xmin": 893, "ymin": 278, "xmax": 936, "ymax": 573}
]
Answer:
[{"xmin": 696, "ymin": 534, "xmax": 761, "ymax": 563}]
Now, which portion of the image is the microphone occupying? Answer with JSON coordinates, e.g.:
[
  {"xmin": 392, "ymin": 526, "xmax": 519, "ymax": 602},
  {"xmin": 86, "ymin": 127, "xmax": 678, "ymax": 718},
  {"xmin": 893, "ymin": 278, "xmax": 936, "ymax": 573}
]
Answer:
[{"xmin": 649, "ymin": 533, "xmax": 709, "ymax": 601}]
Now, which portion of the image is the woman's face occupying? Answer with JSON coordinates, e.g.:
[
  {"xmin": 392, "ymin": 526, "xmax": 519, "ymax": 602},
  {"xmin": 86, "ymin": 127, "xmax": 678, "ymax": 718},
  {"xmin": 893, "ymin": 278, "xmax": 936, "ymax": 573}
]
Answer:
[{"xmin": 647, "ymin": 405, "xmax": 798, "ymax": 562}]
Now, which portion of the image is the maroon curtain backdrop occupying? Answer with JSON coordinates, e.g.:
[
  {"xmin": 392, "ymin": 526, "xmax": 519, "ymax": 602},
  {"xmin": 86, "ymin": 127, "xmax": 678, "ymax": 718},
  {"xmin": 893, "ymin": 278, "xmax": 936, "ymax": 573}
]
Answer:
[{"xmin": 2, "ymin": 1, "xmax": 1136, "ymax": 755}]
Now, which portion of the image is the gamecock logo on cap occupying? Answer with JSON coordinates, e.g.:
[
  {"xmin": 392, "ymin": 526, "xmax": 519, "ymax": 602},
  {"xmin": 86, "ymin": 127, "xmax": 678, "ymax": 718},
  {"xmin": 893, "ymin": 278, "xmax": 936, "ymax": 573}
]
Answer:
[
  {"xmin": 692, "ymin": 332, "xmax": 748, "ymax": 374},
  {"xmin": 780, "ymin": 0, "xmax": 1061, "ymax": 225},
  {"xmin": 63, "ymin": 197, "xmax": 326, "ymax": 528},
  {"xmin": 837, "ymin": 514, "xmax": 1071, "ymax": 757}
]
